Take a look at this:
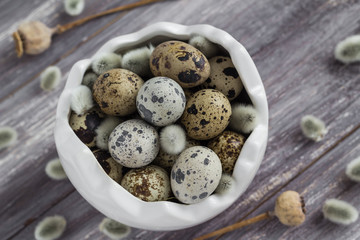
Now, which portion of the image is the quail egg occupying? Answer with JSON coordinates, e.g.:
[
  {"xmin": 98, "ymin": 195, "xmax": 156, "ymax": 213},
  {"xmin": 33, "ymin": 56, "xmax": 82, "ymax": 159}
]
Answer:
[
  {"xmin": 207, "ymin": 131, "xmax": 245, "ymax": 173},
  {"xmin": 171, "ymin": 146, "xmax": 222, "ymax": 204},
  {"xmin": 181, "ymin": 89, "xmax": 232, "ymax": 140},
  {"xmin": 92, "ymin": 68, "xmax": 144, "ymax": 116},
  {"xmin": 150, "ymin": 41, "xmax": 210, "ymax": 88},
  {"xmin": 93, "ymin": 149, "xmax": 123, "ymax": 182},
  {"xmin": 136, "ymin": 77, "xmax": 186, "ymax": 126},
  {"xmin": 108, "ymin": 119, "xmax": 159, "ymax": 168},
  {"xmin": 121, "ymin": 165, "xmax": 171, "ymax": 202},
  {"xmin": 153, "ymin": 139, "xmax": 200, "ymax": 172},
  {"xmin": 203, "ymin": 56, "xmax": 243, "ymax": 101},
  {"xmin": 69, "ymin": 108, "xmax": 105, "ymax": 147}
]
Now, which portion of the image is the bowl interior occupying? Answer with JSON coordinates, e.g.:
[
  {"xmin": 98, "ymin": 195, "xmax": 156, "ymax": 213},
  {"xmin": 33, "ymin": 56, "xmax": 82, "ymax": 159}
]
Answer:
[{"xmin": 55, "ymin": 22, "xmax": 268, "ymax": 231}]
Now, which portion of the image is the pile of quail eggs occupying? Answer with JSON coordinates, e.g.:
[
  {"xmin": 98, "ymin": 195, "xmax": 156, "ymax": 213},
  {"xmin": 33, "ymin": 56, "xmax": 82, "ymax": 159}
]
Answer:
[{"xmin": 69, "ymin": 36, "xmax": 256, "ymax": 204}]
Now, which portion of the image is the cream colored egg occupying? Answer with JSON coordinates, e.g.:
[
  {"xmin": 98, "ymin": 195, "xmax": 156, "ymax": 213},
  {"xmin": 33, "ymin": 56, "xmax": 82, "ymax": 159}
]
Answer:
[
  {"xmin": 171, "ymin": 146, "xmax": 222, "ymax": 204},
  {"xmin": 108, "ymin": 119, "xmax": 159, "ymax": 168}
]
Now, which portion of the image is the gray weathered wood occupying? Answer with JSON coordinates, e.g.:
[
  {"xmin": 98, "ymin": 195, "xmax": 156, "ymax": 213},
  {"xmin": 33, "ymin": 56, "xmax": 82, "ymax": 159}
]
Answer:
[
  {"xmin": 1, "ymin": 0, "xmax": 360, "ymax": 239},
  {"xmin": 220, "ymin": 128, "xmax": 360, "ymax": 240}
]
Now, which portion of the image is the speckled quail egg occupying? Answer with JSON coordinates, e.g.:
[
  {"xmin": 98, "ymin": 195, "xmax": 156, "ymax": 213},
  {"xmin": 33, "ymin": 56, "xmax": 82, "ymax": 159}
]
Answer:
[
  {"xmin": 150, "ymin": 41, "xmax": 210, "ymax": 88},
  {"xmin": 93, "ymin": 149, "xmax": 123, "ymax": 182},
  {"xmin": 181, "ymin": 89, "xmax": 232, "ymax": 140},
  {"xmin": 92, "ymin": 68, "xmax": 144, "ymax": 116},
  {"xmin": 136, "ymin": 77, "xmax": 186, "ymax": 126},
  {"xmin": 121, "ymin": 165, "xmax": 171, "ymax": 202},
  {"xmin": 207, "ymin": 131, "xmax": 245, "ymax": 173},
  {"xmin": 69, "ymin": 108, "xmax": 105, "ymax": 147},
  {"xmin": 152, "ymin": 139, "xmax": 200, "ymax": 172},
  {"xmin": 171, "ymin": 146, "xmax": 222, "ymax": 204},
  {"xmin": 108, "ymin": 119, "xmax": 159, "ymax": 168},
  {"xmin": 203, "ymin": 56, "xmax": 243, "ymax": 101}
]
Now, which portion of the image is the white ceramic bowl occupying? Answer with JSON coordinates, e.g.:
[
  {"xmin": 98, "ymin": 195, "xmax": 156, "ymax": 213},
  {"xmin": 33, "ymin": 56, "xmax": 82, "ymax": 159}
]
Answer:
[{"xmin": 54, "ymin": 22, "xmax": 268, "ymax": 231}]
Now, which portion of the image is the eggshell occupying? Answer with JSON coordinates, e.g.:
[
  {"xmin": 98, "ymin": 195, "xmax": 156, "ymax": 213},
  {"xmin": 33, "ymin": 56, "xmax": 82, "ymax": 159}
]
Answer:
[
  {"xmin": 207, "ymin": 131, "xmax": 245, "ymax": 173},
  {"xmin": 203, "ymin": 56, "xmax": 243, "ymax": 101},
  {"xmin": 69, "ymin": 108, "xmax": 105, "ymax": 147},
  {"xmin": 181, "ymin": 89, "xmax": 232, "ymax": 140},
  {"xmin": 171, "ymin": 146, "xmax": 222, "ymax": 204},
  {"xmin": 150, "ymin": 41, "xmax": 210, "ymax": 88},
  {"xmin": 121, "ymin": 165, "xmax": 171, "ymax": 202},
  {"xmin": 93, "ymin": 149, "xmax": 123, "ymax": 183},
  {"xmin": 136, "ymin": 77, "xmax": 186, "ymax": 126},
  {"xmin": 108, "ymin": 119, "xmax": 159, "ymax": 168},
  {"xmin": 92, "ymin": 68, "xmax": 144, "ymax": 116},
  {"xmin": 153, "ymin": 139, "xmax": 200, "ymax": 172}
]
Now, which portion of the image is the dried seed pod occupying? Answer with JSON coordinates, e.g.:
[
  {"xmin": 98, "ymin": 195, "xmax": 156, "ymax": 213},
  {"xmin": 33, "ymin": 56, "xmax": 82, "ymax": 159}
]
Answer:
[
  {"xmin": 13, "ymin": 21, "xmax": 55, "ymax": 57},
  {"xmin": 274, "ymin": 190, "xmax": 306, "ymax": 226}
]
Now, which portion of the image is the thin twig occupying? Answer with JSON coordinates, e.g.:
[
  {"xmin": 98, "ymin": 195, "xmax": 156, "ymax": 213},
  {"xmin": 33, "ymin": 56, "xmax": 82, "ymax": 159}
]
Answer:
[
  {"xmin": 55, "ymin": 0, "xmax": 166, "ymax": 34},
  {"xmin": 194, "ymin": 212, "xmax": 272, "ymax": 240}
]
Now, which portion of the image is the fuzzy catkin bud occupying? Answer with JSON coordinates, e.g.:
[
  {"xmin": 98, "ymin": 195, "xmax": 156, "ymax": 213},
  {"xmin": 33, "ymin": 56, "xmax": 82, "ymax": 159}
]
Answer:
[{"xmin": 322, "ymin": 199, "xmax": 359, "ymax": 225}]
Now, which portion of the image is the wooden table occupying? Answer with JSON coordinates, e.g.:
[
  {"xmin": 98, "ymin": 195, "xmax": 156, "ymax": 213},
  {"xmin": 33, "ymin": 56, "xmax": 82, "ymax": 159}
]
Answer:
[{"xmin": 1, "ymin": 0, "xmax": 360, "ymax": 239}]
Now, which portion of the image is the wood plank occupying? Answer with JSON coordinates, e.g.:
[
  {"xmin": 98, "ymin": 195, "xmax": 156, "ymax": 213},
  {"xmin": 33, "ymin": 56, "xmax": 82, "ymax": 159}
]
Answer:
[
  {"xmin": 215, "ymin": 128, "xmax": 360, "ymax": 240},
  {"xmin": 1, "ymin": 0, "xmax": 360, "ymax": 239},
  {"xmin": 0, "ymin": 0, "xmax": 163, "ymax": 103}
]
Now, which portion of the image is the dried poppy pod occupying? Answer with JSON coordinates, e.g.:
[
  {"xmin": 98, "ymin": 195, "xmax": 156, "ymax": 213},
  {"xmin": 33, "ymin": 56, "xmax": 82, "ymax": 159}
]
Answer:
[
  {"xmin": 274, "ymin": 190, "xmax": 306, "ymax": 226},
  {"xmin": 12, "ymin": 0, "xmax": 169, "ymax": 58},
  {"xmin": 12, "ymin": 21, "xmax": 55, "ymax": 57},
  {"xmin": 194, "ymin": 190, "xmax": 307, "ymax": 240}
]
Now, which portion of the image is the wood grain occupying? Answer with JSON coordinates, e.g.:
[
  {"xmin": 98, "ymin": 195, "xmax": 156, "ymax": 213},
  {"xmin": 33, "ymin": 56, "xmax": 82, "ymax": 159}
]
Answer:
[{"xmin": 1, "ymin": 0, "xmax": 360, "ymax": 239}]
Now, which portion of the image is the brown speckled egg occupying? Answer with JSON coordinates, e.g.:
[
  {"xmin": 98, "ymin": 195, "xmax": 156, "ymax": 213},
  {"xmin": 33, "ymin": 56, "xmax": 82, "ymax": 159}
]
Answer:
[
  {"xmin": 207, "ymin": 131, "xmax": 245, "ymax": 173},
  {"xmin": 150, "ymin": 41, "xmax": 210, "ymax": 88},
  {"xmin": 93, "ymin": 149, "xmax": 123, "ymax": 183},
  {"xmin": 121, "ymin": 165, "xmax": 171, "ymax": 202},
  {"xmin": 69, "ymin": 109, "xmax": 105, "ymax": 147},
  {"xmin": 181, "ymin": 89, "xmax": 232, "ymax": 140},
  {"xmin": 153, "ymin": 139, "xmax": 200, "ymax": 172},
  {"xmin": 92, "ymin": 68, "xmax": 144, "ymax": 116},
  {"xmin": 203, "ymin": 56, "xmax": 243, "ymax": 101}
]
